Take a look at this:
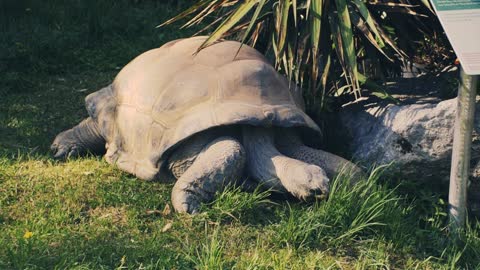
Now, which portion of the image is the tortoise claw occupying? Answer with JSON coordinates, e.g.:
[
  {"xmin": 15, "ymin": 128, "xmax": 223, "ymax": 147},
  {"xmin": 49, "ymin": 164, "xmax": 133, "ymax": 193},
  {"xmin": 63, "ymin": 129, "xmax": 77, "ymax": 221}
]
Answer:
[
  {"xmin": 51, "ymin": 144, "xmax": 79, "ymax": 160},
  {"xmin": 51, "ymin": 129, "xmax": 81, "ymax": 160},
  {"xmin": 175, "ymin": 199, "xmax": 200, "ymax": 215}
]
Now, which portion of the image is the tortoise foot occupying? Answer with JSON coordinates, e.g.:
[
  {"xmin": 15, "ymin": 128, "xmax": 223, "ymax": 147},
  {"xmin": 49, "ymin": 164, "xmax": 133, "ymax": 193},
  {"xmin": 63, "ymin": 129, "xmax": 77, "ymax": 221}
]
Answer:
[{"xmin": 51, "ymin": 129, "xmax": 84, "ymax": 160}]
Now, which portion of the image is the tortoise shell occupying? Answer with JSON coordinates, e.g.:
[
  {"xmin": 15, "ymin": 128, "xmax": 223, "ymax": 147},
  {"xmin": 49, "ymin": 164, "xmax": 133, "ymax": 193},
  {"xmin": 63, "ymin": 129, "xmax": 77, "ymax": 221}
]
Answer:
[{"xmin": 85, "ymin": 36, "xmax": 320, "ymax": 180}]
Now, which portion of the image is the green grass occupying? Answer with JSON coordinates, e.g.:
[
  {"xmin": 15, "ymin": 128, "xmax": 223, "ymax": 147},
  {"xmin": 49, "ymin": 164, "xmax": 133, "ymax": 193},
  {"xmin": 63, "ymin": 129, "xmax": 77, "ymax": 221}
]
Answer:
[
  {"xmin": 1, "ymin": 157, "xmax": 479, "ymax": 269},
  {"xmin": 1, "ymin": 1, "xmax": 480, "ymax": 269}
]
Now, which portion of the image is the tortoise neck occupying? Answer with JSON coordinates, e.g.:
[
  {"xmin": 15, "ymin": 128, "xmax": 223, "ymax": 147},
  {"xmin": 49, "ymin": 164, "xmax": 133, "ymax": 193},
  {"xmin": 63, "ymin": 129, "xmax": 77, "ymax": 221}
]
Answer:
[{"xmin": 73, "ymin": 117, "xmax": 105, "ymax": 154}]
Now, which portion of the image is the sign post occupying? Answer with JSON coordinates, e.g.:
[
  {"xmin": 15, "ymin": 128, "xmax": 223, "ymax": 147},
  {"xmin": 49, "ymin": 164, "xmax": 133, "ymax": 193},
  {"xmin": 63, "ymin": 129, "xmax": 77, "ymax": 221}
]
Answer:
[
  {"xmin": 449, "ymin": 69, "xmax": 477, "ymax": 231},
  {"xmin": 429, "ymin": 0, "xmax": 480, "ymax": 231}
]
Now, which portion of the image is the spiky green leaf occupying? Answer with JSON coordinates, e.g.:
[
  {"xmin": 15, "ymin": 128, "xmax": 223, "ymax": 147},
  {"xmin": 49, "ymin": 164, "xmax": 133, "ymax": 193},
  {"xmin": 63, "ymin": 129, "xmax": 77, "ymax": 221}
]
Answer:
[
  {"xmin": 198, "ymin": 0, "xmax": 258, "ymax": 51},
  {"xmin": 335, "ymin": 0, "xmax": 359, "ymax": 94}
]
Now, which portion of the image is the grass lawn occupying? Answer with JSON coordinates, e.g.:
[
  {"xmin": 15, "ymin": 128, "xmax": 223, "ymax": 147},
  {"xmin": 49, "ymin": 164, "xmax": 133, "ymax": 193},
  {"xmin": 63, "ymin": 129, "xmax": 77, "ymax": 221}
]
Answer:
[{"xmin": 1, "ymin": 1, "xmax": 479, "ymax": 269}]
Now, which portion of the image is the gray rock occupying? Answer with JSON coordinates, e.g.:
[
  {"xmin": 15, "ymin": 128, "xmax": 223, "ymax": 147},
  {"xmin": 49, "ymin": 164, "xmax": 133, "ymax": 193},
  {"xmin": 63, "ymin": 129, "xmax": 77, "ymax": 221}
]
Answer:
[
  {"xmin": 342, "ymin": 96, "xmax": 480, "ymax": 178},
  {"xmin": 340, "ymin": 94, "xmax": 480, "ymax": 215}
]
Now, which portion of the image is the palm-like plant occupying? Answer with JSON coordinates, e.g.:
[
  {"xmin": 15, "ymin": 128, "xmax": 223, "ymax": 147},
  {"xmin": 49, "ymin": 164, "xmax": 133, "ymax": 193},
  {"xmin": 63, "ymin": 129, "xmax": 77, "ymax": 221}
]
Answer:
[{"xmin": 160, "ymin": 0, "xmax": 435, "ymax": 110}]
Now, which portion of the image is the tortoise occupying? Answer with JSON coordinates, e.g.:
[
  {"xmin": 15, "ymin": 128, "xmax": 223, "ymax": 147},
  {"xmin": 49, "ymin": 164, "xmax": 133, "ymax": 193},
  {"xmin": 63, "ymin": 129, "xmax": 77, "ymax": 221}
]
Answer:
[{"xmin": 51, "ymin": 36, "xmax": 362, "ymax": 214}]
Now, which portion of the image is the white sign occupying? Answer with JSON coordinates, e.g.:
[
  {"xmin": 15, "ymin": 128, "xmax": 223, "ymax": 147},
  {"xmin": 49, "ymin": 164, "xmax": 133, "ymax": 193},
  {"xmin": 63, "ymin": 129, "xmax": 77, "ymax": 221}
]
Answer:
[{"xmin": 430, "ymin": 0, "xmax": 480, "ymax": 75}]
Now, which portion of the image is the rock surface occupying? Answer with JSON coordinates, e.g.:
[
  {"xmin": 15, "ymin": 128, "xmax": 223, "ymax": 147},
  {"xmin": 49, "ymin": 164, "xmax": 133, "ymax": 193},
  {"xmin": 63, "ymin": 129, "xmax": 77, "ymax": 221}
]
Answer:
[
  {"xmin": 342, "ymin": 97, "xmax": 478, "ymax": 181},
  {"xmin": 337, "ymin": 72, "xmax": 480, "ymax": 214}
]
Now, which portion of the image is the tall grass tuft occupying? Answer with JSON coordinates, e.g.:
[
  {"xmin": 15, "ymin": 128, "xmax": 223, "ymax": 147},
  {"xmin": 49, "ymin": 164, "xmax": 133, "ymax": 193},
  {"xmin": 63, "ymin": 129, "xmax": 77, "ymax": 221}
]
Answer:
[
  {"xmin": 274, "ymin": 165, "xmax": 409, "ymax": 249},
  {"xmin": 186, "ymin": 224, "xmax": 226, "ymax": 270},
  {"xmin": 202, "ymin": 184, "xmax": 272, "ymax": 223}
]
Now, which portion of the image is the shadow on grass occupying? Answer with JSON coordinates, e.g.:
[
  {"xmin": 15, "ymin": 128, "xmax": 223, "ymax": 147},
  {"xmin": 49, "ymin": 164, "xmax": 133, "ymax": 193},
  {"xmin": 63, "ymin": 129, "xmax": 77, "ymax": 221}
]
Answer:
[{"xmin": 0, "ymin": 0, "xmax": 199, "ymax": 156}]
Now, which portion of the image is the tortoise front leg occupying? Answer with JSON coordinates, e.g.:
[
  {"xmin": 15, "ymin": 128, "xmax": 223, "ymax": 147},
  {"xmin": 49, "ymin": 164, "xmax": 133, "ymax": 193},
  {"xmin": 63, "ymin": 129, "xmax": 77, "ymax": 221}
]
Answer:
[
  {"xmin": 51, "ymin": 117, "xmax": 105, "ymax": 159},
  {"xmin": 170, "ymin": 136, "xmax": 246, "ymax": 214}
]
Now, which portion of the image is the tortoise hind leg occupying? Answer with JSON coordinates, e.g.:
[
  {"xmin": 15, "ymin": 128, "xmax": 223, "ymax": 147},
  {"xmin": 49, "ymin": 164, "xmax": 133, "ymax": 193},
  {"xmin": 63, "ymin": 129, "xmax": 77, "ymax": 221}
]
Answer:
[
  {"xmin": 170, "ymin": 136, "xmax": 246, "ymax": 214},
  {"xmin": 275, "ymin": 129, "xmax": 365, "ymax": 179},
  {"xmin": 242, "ymin": 127, "xmax": 330, "ymax": 200},
  {"xmin": 51, "ymin": 117, "xmax": 105, "ymax": 159}
]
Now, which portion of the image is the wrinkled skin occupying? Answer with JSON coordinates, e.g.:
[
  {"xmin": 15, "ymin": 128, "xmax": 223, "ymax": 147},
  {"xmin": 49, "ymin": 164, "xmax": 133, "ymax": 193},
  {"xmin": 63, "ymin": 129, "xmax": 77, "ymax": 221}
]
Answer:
[{"xmin": 53, "ymin": 122, "xmax": 363, "ymax": 214}]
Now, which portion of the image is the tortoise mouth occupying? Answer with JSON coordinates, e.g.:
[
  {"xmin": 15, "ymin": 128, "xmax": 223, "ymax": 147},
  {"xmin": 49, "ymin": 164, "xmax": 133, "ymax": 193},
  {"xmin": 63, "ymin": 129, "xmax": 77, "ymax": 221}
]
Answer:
[
  {"xmin": 313, "ymin": 193, "xmax": 328, "ymax": 201},
  {"xmin": 306, "ymin": 186, "xmax": 330, "ymax": 202}
]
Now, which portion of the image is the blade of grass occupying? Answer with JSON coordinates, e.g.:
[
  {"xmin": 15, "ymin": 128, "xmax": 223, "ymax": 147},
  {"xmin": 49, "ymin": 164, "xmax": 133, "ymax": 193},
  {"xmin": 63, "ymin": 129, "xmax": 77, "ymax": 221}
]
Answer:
[
  {"xmin": 320, "ymin": 51, "xmax": 331, "ymax": 109},
  {"xmin": 349, "ymin": 11, "xmax": 392, "ymax": 62},
  {"xmin": 382, "ymin": 7, "xmax": 428, "ymax": 17},
  {"xmin": 198, "ymin": 0, "xmax": 257, "ymax": 51},
  {"xmin": 237, "ymin": 0, "xmax": 267, "ymax": 54},
  {"xmin": 193, "ymin": 10, "xmax": 234, "ymax": 36},
  {"xmin": 157, "ymin": 0, "xmax": 212, "ymax": 28},
  {"xmin": 292, "ymin": 0, "xmax": 298, "ymax": 26},
  {"xmin": 374, "ymin": 21, "xmax": 408, "ymax": 59},
  {"xmin": 352, "ymin": 0, "xmax": 385, "ymax": 48},
  {"xmin": 310, "ymin": 0, "xmax": 322, "ymax": 54},
  {"xmin": 182, "ymin": 0, "xmax": 224, "ymax": 28},
  {"xmin": 310, "ymin": 0, "xmax": 322, "ymax": 96},
  {"xmin": 274, "ymin": 0, "xmax": 291, "ymax": 62},
  {"xmin": 334, "ymin": 0, "xmax": 360, "ymax": 96}
]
